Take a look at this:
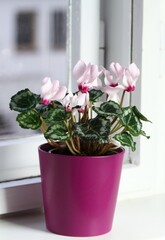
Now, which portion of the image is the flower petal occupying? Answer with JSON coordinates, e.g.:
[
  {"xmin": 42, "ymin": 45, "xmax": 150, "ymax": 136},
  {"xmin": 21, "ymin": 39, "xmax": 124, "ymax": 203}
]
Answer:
[
  {"xmin": 88, "ymin": 64, "xmax": 101, "ymax": 83},
  {"xmin": 128, "ymin": 63, "xmax": 140, "ymax": 79},
  {"xmin": 53, "ymin": 86, "xmax": 67, "ymax": 101},
  {"xmin": 77, "ymin": 92, "xmax": 86, "ymax": 105},
  {"xmin": 73, "ymin": 60, "xmax": 87, "ymax": 80},
  {"xmin": 52, "ymin": 79, "xmax": 60, "ymax": 92},
  {"xmin": 110, "ymin": 62, "xmax": 123, "ymax": 79},
  {"xmin": 41, "ymin": 77, "xmax": 52, "ymax": 97},
  {"xmin": 101, "ymin": 86, "xmax": 121, "ymax": 95},
  {"xmin": 122, "ymin": 70, "xmax": 137, "ymax": 92}
]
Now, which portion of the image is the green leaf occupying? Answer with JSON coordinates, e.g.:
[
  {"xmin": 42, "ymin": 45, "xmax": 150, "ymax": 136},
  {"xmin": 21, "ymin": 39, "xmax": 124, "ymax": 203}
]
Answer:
[
  {"xmin": 44, "ymin": 122, "xmax": 70, "ymax": 141},
  {"xmin": 73, "ymin": 116, "xmax": 110, "ymax": 143},
  {"xmin": 33, "ymin": 93, "xmax": 41, "ymax": 103},
  {"xmin": 114, "ymin": 132, "xmax": 136, "ymax": 151},
  {"xmin": 46, "ymin": 108, "xmax": 70, "ymax": 124},
  {"xmin": 16, "ymin": 110, "xmax": 42, "ymax": 130},
  {"xmin": 100, "ymin": 100, "xmax": 123, "ymax": 115},
  {"xmin": 73, "ymin": 123, "xmax": 100, "ymax": 142},
  {"xmin": 120, "ymin": 107, "xmax": 142, "ymax": 136},
  {"xmin": 93, "ymin": 100, "xmax": 122, "ymax": 118},
  {"xmin": 132, "ymin": 106, "xmax": 152, "ymax": 123},
  {"xmin": 89, "ymin": 89, "xmax": 103, "ymax": 102},
  {"xmin": 89, "ymin": 116, "xmax": 111, "ymax": 141},
  {"xmin": 93, "ymin": 100, "xmax": 122, "ymax": 117},
  {"xmin": 36, "ymin": 103, "xmax": 52, "ymax": 115},
  {"xmin": 92, "ymin": 106, "xmax": 110, "ymax": 118},
  {"xmin": 9, "ymin": 89, "xmax": 37, "ymax": 112}
]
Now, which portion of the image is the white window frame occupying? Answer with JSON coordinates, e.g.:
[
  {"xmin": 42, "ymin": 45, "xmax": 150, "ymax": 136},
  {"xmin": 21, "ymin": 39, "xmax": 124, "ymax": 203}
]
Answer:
[
  {"xmin": 0, "ymin": 0, "xmax": 165, "ymax": 215},
  {"xmin": 119, "ymin": 0, "xmax": 165, "ymax": 199}
]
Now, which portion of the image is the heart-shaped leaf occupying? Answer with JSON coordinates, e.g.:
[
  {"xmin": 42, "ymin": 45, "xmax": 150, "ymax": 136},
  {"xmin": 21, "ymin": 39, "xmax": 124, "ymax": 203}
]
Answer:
[
  {"xmin": 73, "ymin": 123, "xmax": 100, "ymax": 142},
  {"xmin": 114, "ymin": 132, "xmax": 136, "ymax": 151},
  {"xmin": 89, "ymin": 89, "xmax": 103, "ymax": 102},
  {"xmin": 73, "ymin": 116, "xmax": 110, "ymax": 143},
  {"xmin": 120, "ymin": 107, "xmax": 142, "ymax": 136},
  {"xmin": 16, "ymin": 110, "xmax": 42, "ymax": 130},
  {"xmin": 89, "ymin": 116, "xmax": 110, "ymax": 141},
  {"xmin": 44, "ymin": 122, "xmax": 70, "ymax": 141},
  {"xmin": 92, "ymin": 106, "xmax": 110, "ymax": 118},
  {"xmin": 46, "ymin": 108, "xmax": 71, "ymax": 124},
  {"xmin": 100, "ymin": 100, "xmax": 123, "ymax": 116},
  {"xmin": 132, "ymin": 106, "xmax": 152, "ymax": 123},
  {"xmin": 93, "ymin": 100, "xmax": 122, "ymax": 118},
  {"xmin": 10, "ymin": 89, "xmax": 38, "ymax": 112}
]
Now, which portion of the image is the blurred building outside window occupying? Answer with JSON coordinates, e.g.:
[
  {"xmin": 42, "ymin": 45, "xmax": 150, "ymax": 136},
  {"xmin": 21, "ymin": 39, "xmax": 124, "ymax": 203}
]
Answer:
[{"xmin": 0, "ymin": 0, "xmax": 67, "ymax": 140}]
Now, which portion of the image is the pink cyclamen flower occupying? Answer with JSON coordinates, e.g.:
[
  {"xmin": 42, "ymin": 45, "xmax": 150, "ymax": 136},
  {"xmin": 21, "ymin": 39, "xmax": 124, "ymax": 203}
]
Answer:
[
  {"xmin": 122, "ymin": 63, "xmax": 140, "ymax": 92},
  {"xmin": 101, "ymin": 66, "xmax": 116, "ymax": 87},
  {"xmin": 73, "ymin": 60, "xmax": 101, "ymax": 93},
  {"xmin": 62, "ymin": 92, "xmax": 89, "ymax": 112},
  {"xmin": 101, "ymin": 62, "xmax": 124, "ymax": 88},
  {"xmin": 110, "ymin": 62, "xmax": 124, "ymax": 81},
  {"xmin": 41, "ymin": 77, "xmax": 67, "ymax": 105},
  {"xmin": 101, "ymin": 85, "xmax": 122, "ymax": 103},
  {"xmin": 62, "ymin": 93, "xmax": 78, "ymax": 112},
  {"xmin": 77, "ymin": 92, "xmax": 90, "ymax": 113}
]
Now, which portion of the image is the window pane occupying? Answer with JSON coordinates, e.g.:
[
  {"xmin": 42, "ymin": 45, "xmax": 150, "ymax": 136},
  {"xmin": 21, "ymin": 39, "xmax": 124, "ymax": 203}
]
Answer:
[
  {"xmin": 100, "ymin": 0, "xmax": 136, "ymax": 164},
  {"xmin": 0, "ymin": 0, "xmax": 68, "ymax": 140}
]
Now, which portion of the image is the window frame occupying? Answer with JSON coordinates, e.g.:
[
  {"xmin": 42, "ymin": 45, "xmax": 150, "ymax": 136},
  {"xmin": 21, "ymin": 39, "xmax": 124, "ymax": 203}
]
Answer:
[
  {"xmin": 119, "ymin": 0, "xmax": 165, "ymax": 199},
  {"xmin": 0, "ymin": 0, "xmax": 165, "ymax": 215}
]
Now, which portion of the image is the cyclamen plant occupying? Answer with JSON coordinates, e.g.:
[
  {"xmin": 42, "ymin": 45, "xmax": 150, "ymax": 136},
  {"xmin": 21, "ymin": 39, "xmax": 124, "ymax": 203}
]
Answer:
[{"xmin": 9, "ymin": 60, "xmax": 150, "ymax": 156}]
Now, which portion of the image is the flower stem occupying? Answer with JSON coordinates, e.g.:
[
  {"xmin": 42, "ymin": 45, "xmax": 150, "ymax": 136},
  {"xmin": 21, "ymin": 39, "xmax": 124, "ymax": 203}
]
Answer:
[
  {"xmin": 65, "ymin": 141, "xmax": 77, "ymax": 155},
  {"xmin": 76, "ymin": 136, "xmax": 81, "ymax": 152},
  {"xmin": 40, "ymin": 117, "xmax": 47, "ymax": 133},
  {"xmin": 71, "ymin": 112, "xmax": 75, "ymax": 123},
  {"xmin": 111, "ymin": 90, "xmax": 126, "ymax": 126},
  {"xmin": 90, "ymin": 101, "xmax": 93, "ymax": 119},
  {"xmin": 47, "ymin": 139, "xmax": 65, "ymax": 150},
  {"xmin": 120, "ymin": 90, "xmax": 126, "ymax": 107},
  {"xmin": 81, "ymin": 106, "xmax": 88, "ymax": 123},
  {"xmin": 52, "ymin": 101, "xmax": 56, "ymax": 108},
  {"xmin": 69, "ymin": 138, "xmax": 80, "ymax": 154},
  {"xmin": 110, "ymin": 121, "xmax": 123, "ymax": 134},
  {"xmin": 78, "ymin": 112, "xmax": 81, "ymax": 122}
]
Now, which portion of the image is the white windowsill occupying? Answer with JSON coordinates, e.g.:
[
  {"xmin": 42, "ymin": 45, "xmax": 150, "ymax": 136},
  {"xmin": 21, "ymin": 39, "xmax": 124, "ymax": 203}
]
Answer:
[{"xmin": 1, "ymin": 194, "xmax": 165, "ymax": 240}]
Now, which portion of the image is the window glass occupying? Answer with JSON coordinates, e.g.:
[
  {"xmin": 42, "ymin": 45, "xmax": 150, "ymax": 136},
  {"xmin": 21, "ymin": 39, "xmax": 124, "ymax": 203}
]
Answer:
[
  {"xmin": 100, "ymin": 0, "xmax": 133, "ymax": 163},
  {"xmin": 0, "ymin": 0, "xmax": 68, "ymax": 141},
  {"xmin": 51, "ymin": 11, "xmax": 67, "ymax": 49}
]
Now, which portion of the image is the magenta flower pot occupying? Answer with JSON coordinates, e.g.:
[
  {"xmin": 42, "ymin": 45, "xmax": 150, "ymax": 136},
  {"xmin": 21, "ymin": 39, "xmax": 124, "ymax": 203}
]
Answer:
[{"xmin": 38, "ymin": 143, "xmax": 125, "ymax": 237}]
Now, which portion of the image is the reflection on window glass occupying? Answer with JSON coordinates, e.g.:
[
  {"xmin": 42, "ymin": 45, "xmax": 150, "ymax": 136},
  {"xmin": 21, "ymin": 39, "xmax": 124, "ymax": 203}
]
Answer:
[
  {"xmin": 16, "ymin": 12, "xmax": 36, "ymax": 51},
  {"xmin": 52, "ymin": 11, "xmax": 66, "ymax": 49},
  {"xmin": 0, "ymin": 0, "xmax": 67, "ymax": 140}
]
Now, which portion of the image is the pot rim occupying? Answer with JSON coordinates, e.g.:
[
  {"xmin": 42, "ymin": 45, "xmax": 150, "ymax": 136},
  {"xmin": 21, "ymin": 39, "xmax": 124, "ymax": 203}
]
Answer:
[{"xmin": 38, "ymin": 143, "xmax": 125, "ymax": 159}]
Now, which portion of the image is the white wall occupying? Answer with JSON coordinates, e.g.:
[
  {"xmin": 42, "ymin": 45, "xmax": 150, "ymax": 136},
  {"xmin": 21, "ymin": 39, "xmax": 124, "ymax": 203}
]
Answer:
[{"xmin": 140, "ymin": 0, "xmax": 165, "ymax": 194}]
